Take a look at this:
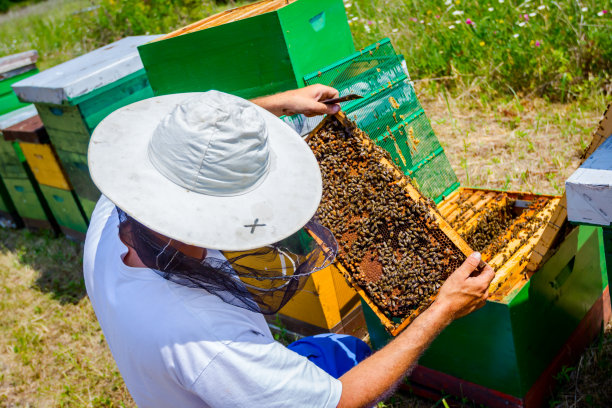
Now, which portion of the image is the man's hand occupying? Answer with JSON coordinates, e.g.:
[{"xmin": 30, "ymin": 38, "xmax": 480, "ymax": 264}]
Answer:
[
  {"xmin": 432, "ymin": 252, "xmax": 495, "ymax": 320},
  {"xmin": 251, "ymin": 85, "xmax": 341, "ymax": 117}
]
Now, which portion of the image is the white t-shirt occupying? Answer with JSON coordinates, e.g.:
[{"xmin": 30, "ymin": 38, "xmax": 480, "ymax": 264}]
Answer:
[{"xmin": 83, "ymin": 196, "xmax": 342, "ymax": 408}]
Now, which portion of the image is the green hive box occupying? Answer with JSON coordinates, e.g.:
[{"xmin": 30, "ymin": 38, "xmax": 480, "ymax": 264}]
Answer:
[
  {"xmin": 12, "ymin": 36, "xmax": 161, "ymax": 219},
  {"xmin": 363, "ymin": 225, "xmax": 608, "ymax": 407},
  {"xmin": 138, "ymin": 0, "xmax": 355, "ymax": 99},
  {"xmin": 309, "ymin": 39, "xmax": 610, "ymax": 407},
  {"xmin": 0, "ymin": 51, "xmax": 39, "ymax": 116},
  {"xmin": 38, "ymin": 185, "xmax": 88, "ymax": 241}
]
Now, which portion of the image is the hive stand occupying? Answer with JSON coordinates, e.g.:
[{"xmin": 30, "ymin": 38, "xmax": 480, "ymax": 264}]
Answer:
[
  {"xmin": 138, "ymin": 0, "xmax": 355, "ymax": 100},
  {"xmin": 12, "ymin": 36, "xmax": 161, "ymax": 219},
  {"xmin": 3, "ymin": 115, "xmax": 88, "ymax": 241},
  {"xmin": 0, "ymin": 106, "xmax": 58, "ymax": 233},
  {"xmin": 306, "ymin": 39, "xmax": 610, "ymax": 407}
]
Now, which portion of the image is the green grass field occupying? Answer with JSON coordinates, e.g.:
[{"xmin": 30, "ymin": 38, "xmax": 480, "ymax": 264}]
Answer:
[{"xmin": 0, "ymin": 0, "xmax": 611, "ymax": 406}]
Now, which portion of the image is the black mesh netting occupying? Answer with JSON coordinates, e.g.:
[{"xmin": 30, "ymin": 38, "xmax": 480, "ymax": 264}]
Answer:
[{"xmin": 117, "ymin": 207, "xmax": 338, "ymax": 314}]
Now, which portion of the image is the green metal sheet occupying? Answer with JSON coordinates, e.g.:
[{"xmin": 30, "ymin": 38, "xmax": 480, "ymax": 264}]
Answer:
[
  {"xmin": 38, "ymin": 185, "xmax": 88, "ymax": 234},
  {"xmin": 138, "ymin": 0, "xmax": 355, "ymax": 99}
]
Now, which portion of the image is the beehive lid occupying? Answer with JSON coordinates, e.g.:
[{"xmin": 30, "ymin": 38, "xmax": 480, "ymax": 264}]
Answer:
[
  {"xmin": 566, "ymin": 134, "xmax": 612, "ymax": 226},
  {"xmin": 303, "ymin": 38, "xmax": 460, "ymax": 203},
  {"xmin": 0, "ymin": 104, "xmax": 37, "ymax": 132},
  {"xmin": 0, "ymin": 50, "xmax": 38, "ymax": 79},
  {"xmin": 12, "ymin": 36, "xmax": 161, "ymax": 105}
]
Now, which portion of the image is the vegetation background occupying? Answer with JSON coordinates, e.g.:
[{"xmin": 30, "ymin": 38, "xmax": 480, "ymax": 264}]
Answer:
[{"xmin": 0, "ymin": 0, "xmax": 610, "ymax": 406}]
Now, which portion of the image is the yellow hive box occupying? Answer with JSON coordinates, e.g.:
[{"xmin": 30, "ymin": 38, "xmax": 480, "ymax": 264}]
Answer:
[
  {"xmin": 19, "ymin": 142, "xmax": 71, "ymax": 190},
  {"xmin": 274, "ymin": 264, "xmax": 363, "ymax": 335}
]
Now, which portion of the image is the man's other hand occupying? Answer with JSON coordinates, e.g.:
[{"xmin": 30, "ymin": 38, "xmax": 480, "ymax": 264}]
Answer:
[
  {"xmin": 252, "ymin": 85, "xmax": 341, "ymax": 117},
  {"xmin": 432, "ymin": 252, "xmax": 495, "ymax": 320}
]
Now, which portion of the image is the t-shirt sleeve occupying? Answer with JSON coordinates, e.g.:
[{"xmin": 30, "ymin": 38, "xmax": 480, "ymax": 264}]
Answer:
[{"xmin": 189, "ymin": 337, "xmax": 342, "ymax": 408}]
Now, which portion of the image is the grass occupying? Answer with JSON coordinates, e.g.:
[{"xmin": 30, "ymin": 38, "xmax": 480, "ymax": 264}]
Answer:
[{"xmin": 0, "ymin": 0, "xmax": 610, "ymax": 406}]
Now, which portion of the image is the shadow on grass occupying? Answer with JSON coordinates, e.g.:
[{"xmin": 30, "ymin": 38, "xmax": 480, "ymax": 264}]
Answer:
[{"xmin": 0, "ymin": 226, "xmax": 85, "ymax": 304}]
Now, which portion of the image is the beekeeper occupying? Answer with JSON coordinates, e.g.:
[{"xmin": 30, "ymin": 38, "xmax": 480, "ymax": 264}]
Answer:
[{"xmin": 83, "ymin": 85, "xmax": 494, "ymax": 408}]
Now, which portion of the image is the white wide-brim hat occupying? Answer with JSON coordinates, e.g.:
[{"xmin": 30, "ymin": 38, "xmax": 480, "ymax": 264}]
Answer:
[{"xmin": 88, "ymin": 91, "xmax": 322, "ymax": 251}]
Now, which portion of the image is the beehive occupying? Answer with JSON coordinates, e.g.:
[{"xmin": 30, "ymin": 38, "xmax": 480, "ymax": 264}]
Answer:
[
  {"xmin": 4, "ymin": 119, "xmax": 88, "ymax": 241},
  {"xmin": 0, "ymin": 51, "xmax": 39, "ymax": 116},
  {"xmin": 138, "ymin": 0, "xmax": 355, "ymax": 99},
  {"xmin": 305, "ymin": 38, "xmax": 609, "ymax": 407},
  {"xmin": 12, "ymin": 36, "xmax": 161, "ymax": 219}
]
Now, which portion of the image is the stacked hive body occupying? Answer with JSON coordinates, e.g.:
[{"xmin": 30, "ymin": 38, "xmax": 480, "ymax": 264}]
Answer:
[
  {"xmin": 12, "ymin": 36, "xmax": 161, "ymax": 220},
  {"xmin": 2, "ymin": 111, "xmax": 86, "ymax": 240},
  {"xmin": 0, "ymin": 51, "xmax": 57, "ymax": 232},
  {"xmin": 138, "ymin": 0, "xmax": 355, "ymax": 100},
  {"xmin": 135, "ymin": 0, "xmax": 362, "ymax": 336},
  {"xmin": 307, "ymin": 39, "xmax": 609, "ymax": 408}
]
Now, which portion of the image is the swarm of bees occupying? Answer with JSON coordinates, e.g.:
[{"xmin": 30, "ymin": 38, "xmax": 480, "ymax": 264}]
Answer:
[{"xmin": 308, "ymin": 116, "xmax": 465, "ymax": 318}]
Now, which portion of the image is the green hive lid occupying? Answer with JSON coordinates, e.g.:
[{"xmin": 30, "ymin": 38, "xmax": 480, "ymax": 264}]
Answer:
[
  {"xmin": 303, "ymin": 38, "xmax": 460, "ymax": 203},
  {"xmin": 0, "ymin": 50, "xmax": 38, "ymax": 80},
  {"xmin": 12, "ymin": 36, "xmax": 161, "ymax": 105},
  {"xmin": 0, "ymin": 104, "xmax": 37, "ymax": 132}
]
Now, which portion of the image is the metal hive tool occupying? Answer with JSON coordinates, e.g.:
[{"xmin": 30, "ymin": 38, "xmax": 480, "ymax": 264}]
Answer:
[{"xmin": 307, "ymin": 112, "xmax": 473, "ymax": 335}]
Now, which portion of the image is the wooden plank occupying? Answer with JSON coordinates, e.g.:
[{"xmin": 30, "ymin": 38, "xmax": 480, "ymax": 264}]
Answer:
[
  {"xmin": 436, "ymin": 188, "xmax": 463, "ymax": 217},
  {"xmin": 581, "ymin": 102, "xmax": 611, "ymax": 162},
  {"xmin": 445, "ymin": 190, "xmax": 485, "ymax": 224},
  {"xmin": 526, "ymin": 195, "xmax": 567, "ymax": 272},
  {"xmin": 488, "ymin": 198, "xmax": 561, "ymax": 295},
  {"xmin": 0, "ymin": 50, "xmax": 38, "ymax": 75},
  {"xmin": 0, "ymin": 104, "xmax": 37, "ymax": 131}
]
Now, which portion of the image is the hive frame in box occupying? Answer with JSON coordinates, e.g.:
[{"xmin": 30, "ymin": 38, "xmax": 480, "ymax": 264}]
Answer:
[{"xmin": 308, "ymin": 111, "xmax": 474, "ymax": 336}]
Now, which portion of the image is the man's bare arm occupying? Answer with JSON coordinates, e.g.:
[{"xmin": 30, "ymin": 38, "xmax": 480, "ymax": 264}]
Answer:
[
  {"xmin": 251, "ymin": 84, "xmax": 341, "ymax": 117},
  {"xmin": 337, "ymin": 252, "xmax": 495, "ymax": 408}
]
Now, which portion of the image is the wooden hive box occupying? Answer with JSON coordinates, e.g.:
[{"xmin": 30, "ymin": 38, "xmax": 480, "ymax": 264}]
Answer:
[
  {"xmin": 305, "ymin": 39, "xmax": 610, "ymax": 408},
  {"xmin": 12, "ymin": 36, "xmax": 161, "ymax": 219},
  {"xmin": 0, "ymin": 51, "xmax": 39, "ymax": 116},
  {"xmin": 0, "ymin": 106, "xmax": 57, "ymax": 232},
  {"xmin": 137, "ymin": 0, "xmax": 355, "ymax": 99},
  {"xmin": 3, "ymin": 116, "xmax": 88, "ymax": 241}
]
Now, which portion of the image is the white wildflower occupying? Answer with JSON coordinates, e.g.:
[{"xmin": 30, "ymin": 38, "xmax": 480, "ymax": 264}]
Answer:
[
  {"xmin": 518, "ymin": 21, "xmax": 526, "ymax": 27},
  {"xmin": 452, "ymin": 10, "xmax": 464, "ymax": 15},
  {"xmin": 513, "ymin": 33, "xmax": 520, "ymax": 38},
  {"xmin": 488, "ymin": 7, "xmax": 494, "ymax": 11},
  {"xmin": 597, "ymin": 11, "xmax": 604, "ymax": 16},
  {"xmin": 455, "ymin": 20, "xmax": 461, "ymax": 24},
  {"xmin": 529, "ymin": 12, "xmax": 536, "ymax": 17},
  {"xmin": 499, "ymin": 0, "xmax": 504, "ymax": 3},
  {"xmin": 448, "ymin": 25, "xmax": 455, "ymax": 29},
  {"xmin": 445, "ymin": 0, "xmax": 452, "ymax": 4},
  {"xmin": 538, "ymin": 5, "xmax": 546, "ymax": 10},
  {"xmin": 351, "ymin": 16, "xmax": 358, "ymax": 21},
  {"xmin": 364, "ymin": 25, "xmax": 371, "ymax": 33},
  {"xmin": 581, "ymin": 7, "xmax": 588, "ymax": 12},
  {"xmin": 392, "ymin": 28, "xmax": 399, "ymax": 33},
  {"xmin": 345, "ymin": 3, "xmax": 352, "ymax": 7}
]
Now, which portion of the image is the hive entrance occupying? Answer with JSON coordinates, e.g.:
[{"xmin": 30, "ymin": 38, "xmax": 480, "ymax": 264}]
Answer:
[{"xmin": 308, "ymin": 114, "xmax": 471, "ymax": 331}]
